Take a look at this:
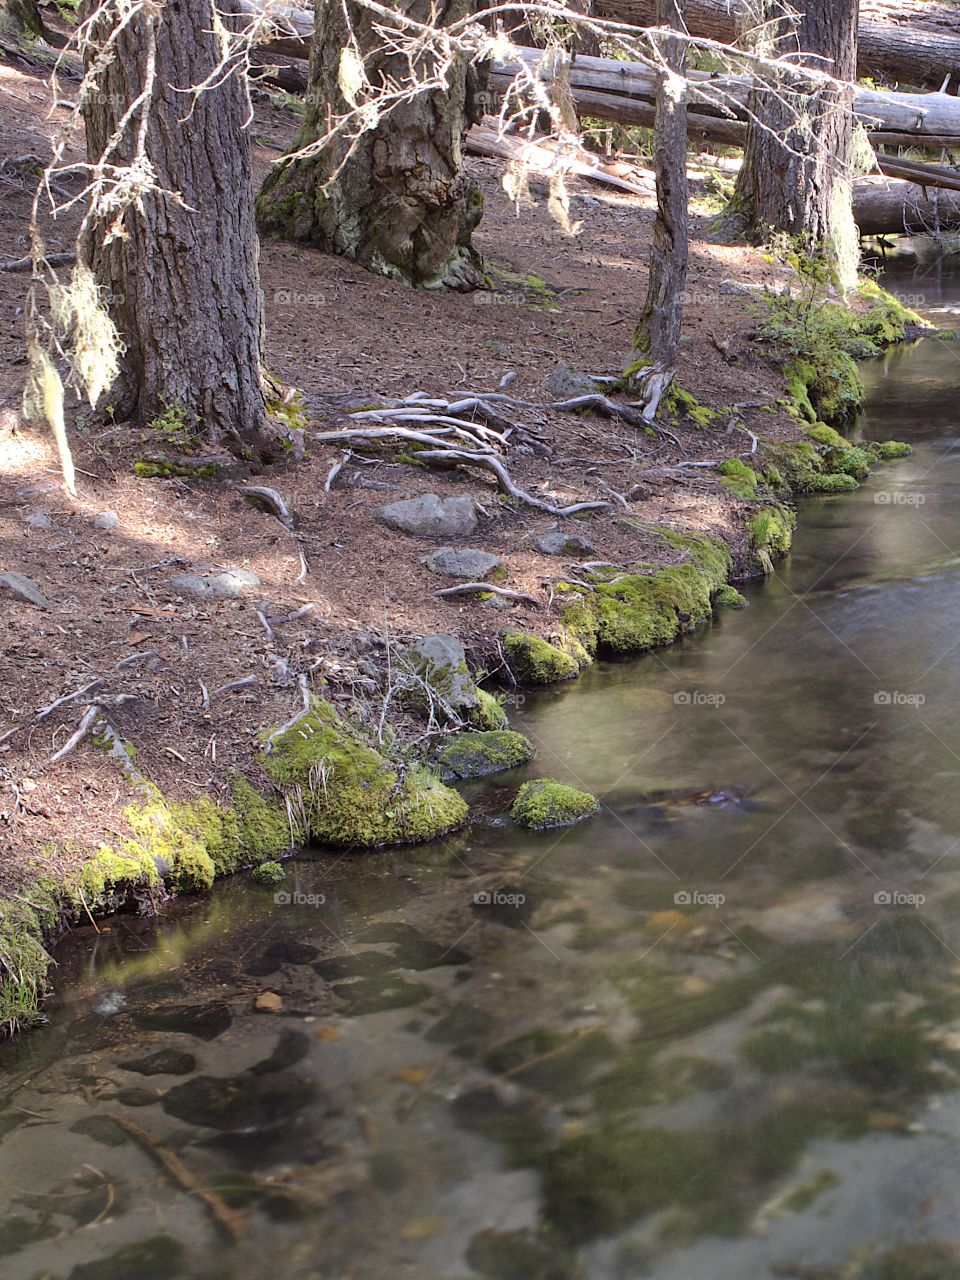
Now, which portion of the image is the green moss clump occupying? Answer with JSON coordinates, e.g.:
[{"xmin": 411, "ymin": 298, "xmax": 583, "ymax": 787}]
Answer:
[
  {"xmin": 124, "ymin": 794, "xmax": 215, "ymax": 893},
  {"xmin": 748, "ymin": 505, "xmax": 795, "ymax": 557},
  {"xmin": 263, "ymin": 697, "xmax": 467, "ymax": 846},
  {"xmin": 511, "ymin": 779, "xmax": 599, "ymax": 831},
  {"xmin": 133, "ymin": 460, "xmax": 221, "ymax": 480},
  {"xmin": 0, "ymin": 887, "xmax": 60, "ymax": 1032},
  {"xmin": 251, "ymin": 861, "xmax": 286, "ymax": 885},
  {"xmin": 437, "ymin": 730, "xmax": 535, "ymax": 780},
  {"xmin": 760, "ymin": 439, "xmax": 824, "ymax": 493},
  {"xmin": 811, "ymin": 472, "xmax": 859, "ymax": 493},
  {"xmin": 72, "ymin": 844, "xmax": 161, "ymax": 912},
  {"xmin": 717, "ymin": 459, "xmax": 759, "ymax": 498},
  {"xmin": 835, "ymin": 445, "xmax": 873, "ymax": 479},
  {"xmin": 541, "ymin": 1126, "xmax": 718, "ymax": 1243},
  {"xmin": 561, "ymin": 532, "xmax": 731, "ymax": 658},
  {"xmin": 666, "ymin": 385, "xmax": 720, "ymax": 428},
  {"xmin": 470, "ymin": 688, "xmax": 509, "ymax": 731},
  {"xmin": 714, "ymin": 584, "xmax": 748, "ymax": 609},
  {"xmin": 229, "ymin": 775, "xmax": 295, "ymax": 863},
  {"xmin": 872, "ymin": 439, "xmax": 912, "ymax": 460},
  {"xmin": 503, "ymin": 632, "xmax": 580, "ymax": 685},
  {"xmin": 804, "ymin": 422, "xmax": 847, "ymax": 450}
]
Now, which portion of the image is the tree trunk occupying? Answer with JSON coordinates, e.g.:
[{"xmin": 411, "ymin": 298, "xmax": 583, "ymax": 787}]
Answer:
[
  {"xmin": 6, "ymin": 0, "xmax": 45, "ymax": 38},
  {"xmin": 256, "ymin": 0, "xmax": 485, "ymax": 291},
  {"xmin": 632, "ymin": 0, "xmax": 687, "ymax": 419},
  {"xmin": 79, "ymin": 0, "xmax": 271, "ymax": 455},
  {"xmin": 593, "ymin": 0, "xmax": 960, "ymax": 92},
  {"xmin": 732, "ymin": 0, "xmax": 858, "ymax": 277},
  {"xmin": 852, "ymin": 176, "xmax": 960, "ymax": 237}
]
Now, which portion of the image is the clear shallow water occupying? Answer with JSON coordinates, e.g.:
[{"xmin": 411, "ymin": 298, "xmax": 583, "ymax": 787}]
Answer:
[{"xmin": 4, "ymin": 276, "xmax": 960, "ymax": 1279}]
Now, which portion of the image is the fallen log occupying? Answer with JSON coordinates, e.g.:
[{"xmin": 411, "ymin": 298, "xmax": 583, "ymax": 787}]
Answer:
[
  {"xmin": 466, "ymin": 121, "xmax": 655, "ymax": 196},
  {"xmin": 852, "ymin": 176, "xmax": 960, "ymax": 237},
  {"xmin": 593, "ymin": 0, "xmax": 960, "ymax": 92}
]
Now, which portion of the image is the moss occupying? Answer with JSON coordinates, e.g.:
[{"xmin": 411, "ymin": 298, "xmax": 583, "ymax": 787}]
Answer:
[
  {"xmin": 470, "ymin": 687, "xmax": 509, "ymax": 730},
  {"xmin": 252, "ymin": 861, "xmax": 286, "ymax": 885},
  {"xmin": 748, "ymin": 505, "xmax": 795, "ymax": 555},
  {"xmin": 229, "ymin": 774, "xmax": 295, "ymax": 863},
  {"xmin": 437, "ymin": 730, "xmax": 535, "ymax": 780},
  {"xmin": 666, "ymin": 385, "xmax": 721, "ymax": 428},
  {"xmin": 133, "ymin": 460, "xmax": 221, "ymax": 480},
  {"xmin": 503, "ymin": 632, "xmax": 580, "ymax": 685},
  {"xmin": 835, "ymin": 445, "xmax": 873, "ymax": 479},
  {"xmin": 511, "ymin": 779, "xmax": 599, "ymax": 831},
  {"xmin": 717, "ymin": 458, "xmax": 759, "ymax": 498},
  {"xmin": 804, "ymin": 422, "xmax": 848, "ymax": 450},
  {"xmin": 872, "ymin": 439, "xmax": 912, "ymax": 460},
  {"xmin": 541, "ymin": 1126, "xmax": 718, "ymax": 1243},
  {"xmin": 714, "ymin": 584, "xmax": 748, "ymax": 609},
  {"xmin": 0, "ymin": 888, "xmax": 60, "ymax": 1032},
  {"xmin": 124, "ymin": 794, "xmax": 215, "ymax": 893},
  {"xmin": 562, "ymin": 533, "xmax": 731, "ymax": 658},
  {"xmin": 72, "ymin": 843, "xmax": 161, "ymax": 911},
  {"xmin": 760, "ymin": 439, "xmax": 825, "ymax": 493},
  {"xmin": 811, "ymin": 472, "xmax": 859, "ymax": 493},
  {"xmin": 263, "ymin": 697, "xmax": 467, "ymax": 846}
]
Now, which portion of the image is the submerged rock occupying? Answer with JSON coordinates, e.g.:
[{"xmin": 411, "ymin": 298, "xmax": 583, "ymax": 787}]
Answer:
[
  {"xmin": 437, "ymin": 730, "xmax": 536, "ymax": 780},
  {"xmin": 422, "ymin": 546, "xmax": 502, "ymax": 579},
  {"xmin": 511, "ymin": 780, "xmax": 600, "ymax": 831},
  {"xmin": 376, "ymin": 492, "xmax": 477, "ymax": 539},
  {"xmin": 118, "ymin": 1048, "xmax": 197, "ymax": 1076},
  {"xmin": 162, "ymin": 1072, "xmax": 314, "ymax": 1129},
  {"xmin": 132, "ymin": 1000, "xmax": 232, "ymax": 1041},
  {"xmin": 67, "ymin": 1235, "xmax": 184, "ymax": 1280}
]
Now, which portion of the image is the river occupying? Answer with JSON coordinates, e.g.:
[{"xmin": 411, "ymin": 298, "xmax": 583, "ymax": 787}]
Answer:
[{"xmin": 2, "ymin": 255, "xmax": 960, "ymax": 1280}]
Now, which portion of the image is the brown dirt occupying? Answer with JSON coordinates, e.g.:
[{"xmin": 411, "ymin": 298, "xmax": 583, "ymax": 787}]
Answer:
[{"xmin": 0, "ymin": 45, "xmax": 806, "ymax": 900}]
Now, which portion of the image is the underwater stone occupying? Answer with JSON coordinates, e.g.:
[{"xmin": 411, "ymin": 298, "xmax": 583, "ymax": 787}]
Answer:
[{"xmin": 119, "ymin": 1048, "xmax": 197, "ymax": 1076}]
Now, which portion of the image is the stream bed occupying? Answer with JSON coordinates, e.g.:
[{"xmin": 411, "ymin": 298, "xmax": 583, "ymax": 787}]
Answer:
[{"xmin": 3, "ymin": 259, "xmax": 960, "ymax": 1279}]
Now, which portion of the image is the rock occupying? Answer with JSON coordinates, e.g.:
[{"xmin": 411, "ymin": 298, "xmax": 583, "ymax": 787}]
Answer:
[
  {"xmin": 403, "ymin": 633, "xmax": 478, "ymax": 715},
  {"xmin": 422, "ymin": 546, "xmax": 502, "ymax": 580},
  {"xmin": 255, "ymin": 991, "xmax": 284, "ymax": 1014},
  {"xmin": 170, "ymin": 567, "xmax": 261, "ymax": 598},
  {"xmin": 23, "ymin": 510, "xmax": 52, "ymax": 529},
  {"xmin": 511, "ymin": 779, "xmax": 600, "ymax": 831},
  {"xmin": 544, "ymin": 362, "xmax": 599, "ymax": 401},
  {"xmin": 119, "ymin": 1048, "xmax": 197, "ymax": 1076},
  {"xmin": 376, "ymin": 493, "xmax": 477, "ymax": 539},
  {"xmin": 0, "ymin": 571, "xmax": 51, "ymax": 609},
  {"xmin": 535, "ymin": 531, "xmax": 596, "ymax": 558},
  {"xmin": 720, "ymin": 279, "xmax": 767, "ymax": 296},
  {"xmin": 132, "ymin": 1000, "xmax": 232, "ymax": 1040},
  {"xmin": 437, "ymin": 730, "xmax": 536, "ymax": 780},
  {"xmin": 162, "ymin": 1072, "xmax": 314, "ymax": 1129},
  {"xmin": 93, "ymin": 511, "xmax": 120, "ymax": 530},
  {"xmin": 503, "ymin": 632, "xmax": 580, "ymax": 684}
]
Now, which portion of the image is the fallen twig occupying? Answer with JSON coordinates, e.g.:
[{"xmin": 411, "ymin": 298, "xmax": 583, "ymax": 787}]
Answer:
[
  {"xmin": 241, "ymin": 485, "xmax": 294, "ymax": 528},
  {"xmin": 48, "ymin": 705, "xmax": 100, "ymax": 765},
  {"xmin": 0, "ymin": 250, "xmax": 77, "ymax": 273},
  {"xmin": 210, "ymin": 675, "xmax": 257, "ymax": 698},
  {"xmin": 106, "ymin": 1112, "xmax": 248, "ymax": 1242},
  {"xmin": 435, "ymin": 582, "xmax": 541, "ymax": 606}
]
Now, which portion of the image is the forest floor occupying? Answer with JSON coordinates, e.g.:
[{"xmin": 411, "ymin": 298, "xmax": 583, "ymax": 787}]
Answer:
[{"xmin": 0, "ymin": 42, "xmax": 874, "ymax": 942}]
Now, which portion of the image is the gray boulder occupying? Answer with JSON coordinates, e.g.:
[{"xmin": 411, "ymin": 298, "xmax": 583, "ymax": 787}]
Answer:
[
  {"xmin": 0, "ymin": 571, "xmax": 51, "ymax": 608},
  {"xmin": 422, "ymin": 547, "xmax": 501, "ymax": 580},
  {"xmin": 535, "ymin": 531, "xmax": 596, "ymax": 558},
  {"xmin": 403, "ymin": 634, "xmax": 477, "ymax": 716},
  {"xmin": 544, "ymin": 363, "xmax": 599, "ymax": 401},
  {"xmin": 376, "ymin": 493, "xmax": 477, "ymax": 539},
  {"xmin": 171, "ymin": 567, "xmax": 261, "ymax": 599}
]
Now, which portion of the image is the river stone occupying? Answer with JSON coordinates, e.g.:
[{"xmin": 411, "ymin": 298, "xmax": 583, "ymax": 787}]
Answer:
[
  {"xmin": 403, "ymin": 633, "xmax": 478, "ymax": 714},
  {"xmin": 119, "ymin": 1048, "xmax": 197, "ymax": 1076},
  {"xmin": 535, "ymin": 531, "xmax": 596, "ymax": 558},
  {"xmin": 170, "ymin": 567, "xmax": 261, "ymax": 598},
  {"xmin": 376, "ymin": 493, "xmax": 477, "ymax": 539},
  {"xmin": 132, "ymin": 1000, "xmax": 232, "ymax": 1040},
  {"xmin": 544, "ymin": 362, "xmax": 598, "ymax": 400},
  {"xmin": 0, "ymin": 571, "xmax": 51, "ymax": 608},
  {"xmin": 422, "ymin": 546, "xmax": 502, "ymax": 580},
  {"xmin": 162, "ymin": 1072, "xmax": 315, "ymax": 1129}
]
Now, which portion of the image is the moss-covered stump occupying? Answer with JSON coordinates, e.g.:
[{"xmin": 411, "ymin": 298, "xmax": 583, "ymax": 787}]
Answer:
[
  {"xmin": 437, "ymin": 731, "xmax": 535, "ymax": 780},
  {"xmin": 503, "ymin": 631, "xmax": 581, "ymax": 685},
  {"xmin": 511, "ymin": 780, "xmax": 599, "ymax": 831},
  {"xmin": 559, "ymin": 531, "xmax": 732, "ymax": 659},
  {"xmin": 264, "ymin": 697, "xmax": 467, "ymax": 846}
]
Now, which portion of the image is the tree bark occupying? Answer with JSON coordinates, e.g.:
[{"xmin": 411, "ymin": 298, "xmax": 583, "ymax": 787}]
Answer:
[
  {"xmin": 79, "ymin": 0, "xmax": 271, "ymax": 455},
  {"xmin": 632, "ymin": 0, "xmax": 687, "ymax": 419},
  {"xmin": 593, "ymin": 0, "xmax": 960, "ymax": 92},
  {"xmin": 256, "ymin": 0, "xmax": 485, "ymax": 291},
  {"xmin": 732, "ymin": 0, "xmax": 858, "ymax": 275}
]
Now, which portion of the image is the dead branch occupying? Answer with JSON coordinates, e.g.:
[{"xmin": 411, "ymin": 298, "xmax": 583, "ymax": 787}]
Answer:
[
  {"xmin": 47, "ymin": 704, "xmax": 101, "ymax": 765},
  {"xmin": 413, "ymin": 447, "xmax": 611, "ymax": 516},
  {"xmin": 435, "ymin": 582, "xmax": 541, "ymax": 606},
  {"xmin": 241, "ymin": 484, "xmax": 294, "ymax": 528}
]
